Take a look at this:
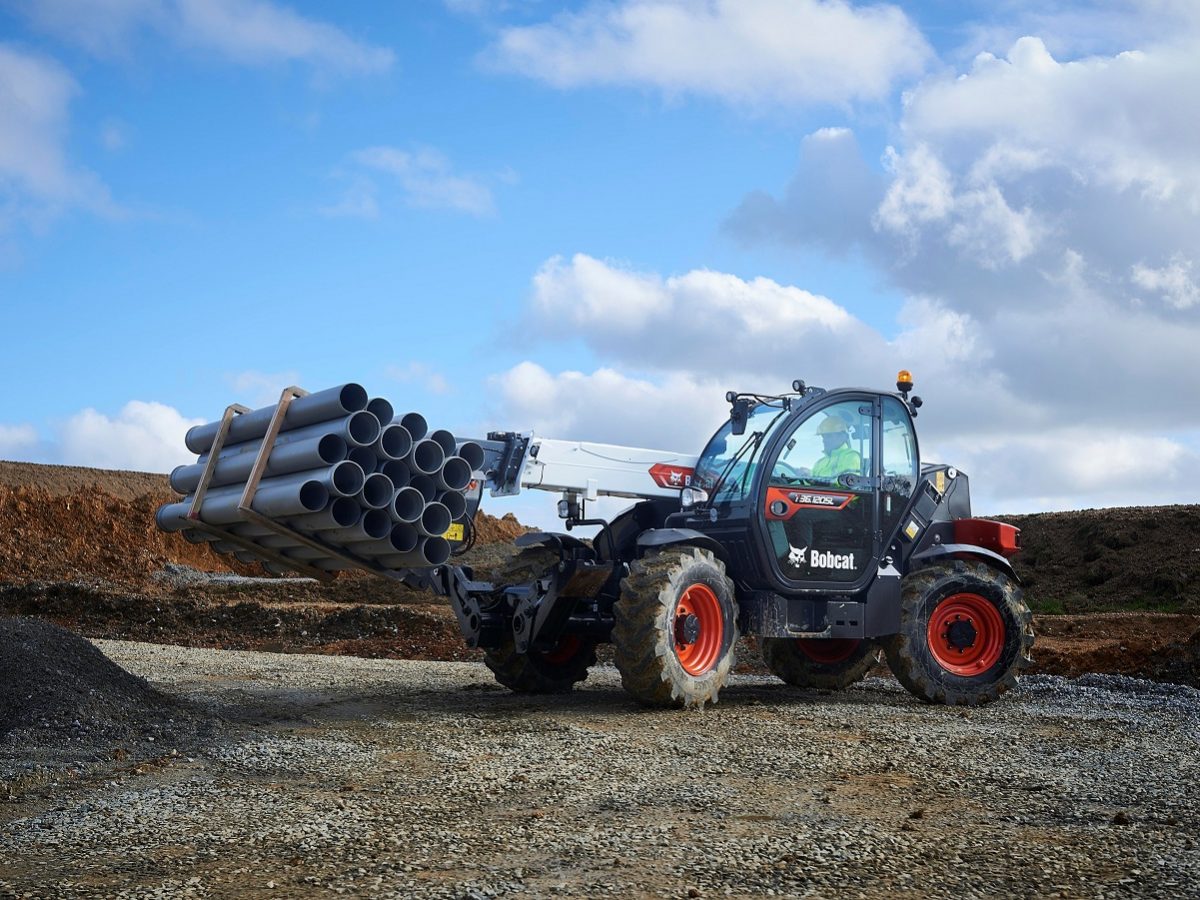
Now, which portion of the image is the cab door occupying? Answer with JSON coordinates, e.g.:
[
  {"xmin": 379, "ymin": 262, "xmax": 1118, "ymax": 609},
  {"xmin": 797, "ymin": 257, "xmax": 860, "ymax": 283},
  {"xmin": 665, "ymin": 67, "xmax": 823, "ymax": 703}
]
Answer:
[{"xmin": 754, "ymin": 397, "xmax": 880, "ymax": 592}]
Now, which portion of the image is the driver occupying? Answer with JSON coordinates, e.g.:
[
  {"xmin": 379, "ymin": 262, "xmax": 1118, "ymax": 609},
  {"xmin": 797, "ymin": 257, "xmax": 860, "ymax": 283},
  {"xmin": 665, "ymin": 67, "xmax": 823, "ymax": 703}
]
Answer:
[{"xmin": 811, "ymin": 417, "xmax": 860, "ymax": 480}]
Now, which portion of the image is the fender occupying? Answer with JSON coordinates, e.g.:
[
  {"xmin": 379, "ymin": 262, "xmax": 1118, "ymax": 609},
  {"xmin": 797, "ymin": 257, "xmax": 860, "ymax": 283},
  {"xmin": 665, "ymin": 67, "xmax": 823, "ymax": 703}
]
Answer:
[
  {"xmin": 636, "ymin": 527, "xmax": 728, "ymax": 561},
  {"xmin": 910, "ymin": 543, "xmax": 1020, "ymax": 584}
]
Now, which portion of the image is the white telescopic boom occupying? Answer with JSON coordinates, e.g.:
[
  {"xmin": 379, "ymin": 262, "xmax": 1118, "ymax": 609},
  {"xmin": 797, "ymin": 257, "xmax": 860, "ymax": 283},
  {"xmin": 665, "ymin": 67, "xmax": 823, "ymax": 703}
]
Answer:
[{"xmin": 498, "ymin": 436, "xmax": 698, "ymax": 501}]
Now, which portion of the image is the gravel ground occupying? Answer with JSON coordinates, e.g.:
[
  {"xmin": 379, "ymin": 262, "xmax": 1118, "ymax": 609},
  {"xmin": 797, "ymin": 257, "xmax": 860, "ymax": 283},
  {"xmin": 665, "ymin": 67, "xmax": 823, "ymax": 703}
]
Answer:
[{"xmin": 2, "ymin": 643, "xmax": 1198, "ymax": 899}]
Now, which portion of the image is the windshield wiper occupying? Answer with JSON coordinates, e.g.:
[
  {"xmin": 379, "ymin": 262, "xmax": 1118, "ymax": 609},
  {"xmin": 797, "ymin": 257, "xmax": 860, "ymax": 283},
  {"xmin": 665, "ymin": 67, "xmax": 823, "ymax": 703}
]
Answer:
[{"xmin": 703, "ymin": 430, "xmax": 765, "ymax": 506}]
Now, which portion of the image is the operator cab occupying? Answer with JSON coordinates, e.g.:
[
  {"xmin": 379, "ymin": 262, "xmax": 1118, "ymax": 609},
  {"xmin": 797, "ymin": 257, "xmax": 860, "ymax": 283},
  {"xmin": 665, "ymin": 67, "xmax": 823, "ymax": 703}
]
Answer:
[{"xmin": 679, "ymin": 383, "xmax": 920, "ymax": 596}]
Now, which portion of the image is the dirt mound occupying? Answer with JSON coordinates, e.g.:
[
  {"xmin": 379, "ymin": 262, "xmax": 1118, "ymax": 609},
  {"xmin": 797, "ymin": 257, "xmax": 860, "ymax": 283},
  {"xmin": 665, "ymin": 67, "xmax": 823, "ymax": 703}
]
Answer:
[
  {"xmin": 0, "ymin": 617, "xmax": 210, "ymax": 753},
  {"xmin": 998, "ymin": 505, "xmax": 1200, "ymax": 613},
  {"xmin": 0, "ymin": 461, "xmax": 530, "ymax": 589}
]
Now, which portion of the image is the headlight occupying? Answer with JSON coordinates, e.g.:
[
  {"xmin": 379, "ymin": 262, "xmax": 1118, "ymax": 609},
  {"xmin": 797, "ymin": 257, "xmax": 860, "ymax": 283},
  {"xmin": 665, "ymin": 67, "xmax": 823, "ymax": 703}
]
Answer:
[{"xmin": 681, "ymin": 487, "xmax": 709, "ymax": 509}]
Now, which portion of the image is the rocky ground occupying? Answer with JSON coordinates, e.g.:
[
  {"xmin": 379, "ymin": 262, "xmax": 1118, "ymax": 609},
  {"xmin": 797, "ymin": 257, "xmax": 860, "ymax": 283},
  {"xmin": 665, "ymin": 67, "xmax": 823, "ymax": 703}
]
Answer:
[{"xmin": 2, "ymin": 640, "xmax": 1197, "ymax": 899}]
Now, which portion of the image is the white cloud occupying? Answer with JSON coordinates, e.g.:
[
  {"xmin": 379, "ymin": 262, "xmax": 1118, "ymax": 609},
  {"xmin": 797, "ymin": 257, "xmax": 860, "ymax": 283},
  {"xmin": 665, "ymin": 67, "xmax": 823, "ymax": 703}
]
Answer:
[
  {"xmin": 486, "ymin": 0, "xmax": 931, "ymax": 108},
  {"xmin": 12, "ymin": 0, "xmax": 393, "ymax": 74},
  {"xmin": 328, "ymin": 146, "xmax": 496, "ymax": 218},
  {"xmin": 0, "ymin": 44, "xmax": 117, "ymax": 237},
  {"xmin": 385, "ymin": 362, "xmax": 452, "ymax": 397},
  {"xmin": 225, "ymin": 369, "xmax": 304, "ymax": 407},
  {"xmin": 57, "ymin": 401, "xmax": 204, "ymax": 472},
  {"xmin": 1132, "ymin": 256, "xmax": 1200, "ymax": 310}
]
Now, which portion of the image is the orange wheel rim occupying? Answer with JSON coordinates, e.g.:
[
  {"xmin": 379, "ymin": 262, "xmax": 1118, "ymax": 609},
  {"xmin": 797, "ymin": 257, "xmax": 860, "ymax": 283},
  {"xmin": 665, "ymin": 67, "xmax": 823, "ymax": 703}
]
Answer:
[
  {"xmin": 539, "ymin": 634, "xmax": 582, "ymax": 665},
  {"xmin": 674, "ymin": 583, "xmax": 724, "ymax": 675},
  {"xmin": 927, "ymin": 593, "xmax": 1005, "ymax": 676},
  {"xmin": 796, "ymin": 638, "xmax": 860, "ymax": 665}
]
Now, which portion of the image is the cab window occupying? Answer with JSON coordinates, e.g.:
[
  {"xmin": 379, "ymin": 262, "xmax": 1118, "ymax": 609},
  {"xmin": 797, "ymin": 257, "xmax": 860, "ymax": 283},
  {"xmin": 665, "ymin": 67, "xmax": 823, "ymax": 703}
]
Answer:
[{"xmin": 880, "ymin": 397, "xmax": 918, "ymax": 540}]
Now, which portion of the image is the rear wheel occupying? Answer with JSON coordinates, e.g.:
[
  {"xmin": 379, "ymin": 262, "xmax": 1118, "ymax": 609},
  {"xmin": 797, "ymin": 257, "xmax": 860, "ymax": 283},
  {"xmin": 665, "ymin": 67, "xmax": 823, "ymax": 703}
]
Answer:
[
  {"xmin": 483, "ymin": 545, "xmax": 597, "ymax": 693},
  {"xmin": 612, "ymin": 547, "xmax": 739, "ymax": 708},
  {"xmin": 884, "ymin": 560, "xmax": 1034, "ymax": 706},
  {"xmin": 761, "ymin": 637, "xmax": 879, "ymax": 690}
]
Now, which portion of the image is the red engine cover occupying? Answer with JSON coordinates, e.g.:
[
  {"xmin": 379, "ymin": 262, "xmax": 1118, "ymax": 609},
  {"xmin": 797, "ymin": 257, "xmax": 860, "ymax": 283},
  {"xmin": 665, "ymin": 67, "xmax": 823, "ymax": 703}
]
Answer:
[{"xmin": 953, "ymin": 518, "xmax": 1021, "ymax": 558}]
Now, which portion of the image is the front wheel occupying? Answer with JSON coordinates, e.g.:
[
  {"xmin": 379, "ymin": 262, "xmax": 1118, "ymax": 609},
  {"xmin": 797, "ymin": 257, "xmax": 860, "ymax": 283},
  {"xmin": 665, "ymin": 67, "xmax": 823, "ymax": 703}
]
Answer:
[
  {"xmin": 761, "ymin": 637, "xmax": 879, "ymax": 690},
  {"xmin": 884, "ymin": 560, "xmax": 1034, "ymax": 706},
  {"xmin": 484, "ymin": 633, "xmax": 598, "ymax": 693},
  {"xmin": 613, "ymin": 547, "xmax": 739, "ymax": 709}
]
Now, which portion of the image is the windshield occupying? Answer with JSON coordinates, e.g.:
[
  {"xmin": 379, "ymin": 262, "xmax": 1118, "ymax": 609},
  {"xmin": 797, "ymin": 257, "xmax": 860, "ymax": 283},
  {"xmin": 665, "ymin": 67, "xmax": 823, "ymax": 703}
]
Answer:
[{"xmin": 694, "ymin": 401, "xmax": 790, "ymax": 503}]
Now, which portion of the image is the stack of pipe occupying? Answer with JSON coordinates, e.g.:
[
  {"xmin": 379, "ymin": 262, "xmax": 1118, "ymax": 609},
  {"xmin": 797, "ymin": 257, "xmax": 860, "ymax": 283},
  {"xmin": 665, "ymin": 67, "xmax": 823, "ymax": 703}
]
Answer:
[{"xmin": 155, "ymin": 383, "xmax": 485, "ymax": 576}]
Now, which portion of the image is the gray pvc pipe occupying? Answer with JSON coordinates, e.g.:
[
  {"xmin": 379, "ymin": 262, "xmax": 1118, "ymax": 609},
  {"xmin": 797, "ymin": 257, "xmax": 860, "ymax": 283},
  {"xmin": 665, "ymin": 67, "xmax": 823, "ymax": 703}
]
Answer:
[
  {"xmin": 318, "ymin": 507, "xmax": 393, "ymax": 543},
  {"xmin": 408, "ymin": 439, "xmax": 445, "ymax": 475},
  {"xmin": 345, "ymin": 523, "xmax": 419, "ymax": 557},
  {"xmin": 171, "ymin": 432, "xmax": 348, "ymax": 494},
  {"xmin": 390, "ymin": 486, "xmax": 425, "ymax": 523},
  {"xmin": 436, "ymin": 457, "xmax": 471, "ymax": 492},
  {"xmin": 185, "ymin": 383, "xmax": 369, "ymax": 454},
  {"xmin": 377, "ymin": 535, "xmax": 451, "ymax": 569},
  {"xmin": 156, "ymin": 478, "xmax": 328, "ymax": 530},
  {"xmin": 456, "ymin": 441, "xmax": 485, "ymax": 472},
  {"xmin": 374, "ymin": 424, "xmax": 412, "ymax": 461},
  {"xmin": 181, "ymin": 528, "xmax": 217, "ymax": 544},
  {"xmin": 416, "ymin": 501, "xmax": 451, "ymax": 538},
  {"xmin": 379, "ymin": 458, "xmax": 410, "ymax": 487},
  {"xmin": 397, "ymin": 412, "xmax": 427, "ymax": 442},
  {"xmin": 366, "ymin": 397, "xmax": 394, "ymax": 427},
  {"xmin": 356, "ymin": 473, "xmax": 393, "ymax": 509},
  {"xmin": 234, "ymin": 551, "xmax": 261, "ymax": 565},
  {"xmin": 289, "ymin": 497, "xmax": 361, "ymax": 532},
  {"xmin": 348, "ymin": 445, "xmax": 378, "ymax": 472},
  {"xmin": 198, "ymin": 411, "xmax": 382, "ymax": 463},
  {"xmin": 409, "ymin": 474, "xmax": 436, "ymax": 503},
  {"xmin": 438, "ymin": 489, "xmax": 467, "ymax": 521},
  {"xmin": 428, "ymin": 429, "xmax": 457, "ymax": 457}
]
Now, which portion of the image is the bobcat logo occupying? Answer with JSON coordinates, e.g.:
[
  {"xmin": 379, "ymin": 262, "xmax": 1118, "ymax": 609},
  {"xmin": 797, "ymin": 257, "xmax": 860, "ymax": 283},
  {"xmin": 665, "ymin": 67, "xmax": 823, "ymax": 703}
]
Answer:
[{"xmin": 787, "ymin": 544, "xmax": 808, "ymax": 567}]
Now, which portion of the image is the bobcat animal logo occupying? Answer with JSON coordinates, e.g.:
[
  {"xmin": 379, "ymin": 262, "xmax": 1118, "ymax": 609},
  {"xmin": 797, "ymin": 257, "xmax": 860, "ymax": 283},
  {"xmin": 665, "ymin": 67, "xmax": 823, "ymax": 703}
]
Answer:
[{"xmin": 787, "ymin": 544, "xmax": 808, "ymax": 567}]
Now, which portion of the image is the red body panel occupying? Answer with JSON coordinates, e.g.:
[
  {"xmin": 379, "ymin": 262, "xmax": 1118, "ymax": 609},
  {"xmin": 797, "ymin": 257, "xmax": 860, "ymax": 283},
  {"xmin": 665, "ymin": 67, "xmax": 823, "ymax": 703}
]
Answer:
[
  {"xmin": 764, "ymin": 487, "xmax": 856, "ymax": 520},
  {"xmin": 953, "ymin": 518, "xmax": 1021, "ymax": 558}
]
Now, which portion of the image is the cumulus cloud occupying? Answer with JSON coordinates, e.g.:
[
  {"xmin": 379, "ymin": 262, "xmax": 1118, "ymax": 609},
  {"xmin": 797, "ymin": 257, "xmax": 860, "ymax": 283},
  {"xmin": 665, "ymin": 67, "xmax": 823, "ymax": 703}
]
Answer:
[
  {"xmin": 491, "ymin": 252, "xmax": 1199, "ymax": 513},
  {"xmin": 486, "ymin": 0, "xmax": 931, "ymax": 108},
  {"xmin": 11, "ymin": 0, "xmax": 393, "ymax": 74},
  {"xmin": 325, "ymin": 146, "xmax": 496, "ymax": 218},
  {"xmin": 0, "ymin": 423, "xmax": 39, "ymax": 458},
  {"xmin": 0, "ymin": 44, "xmax": 118, "ymax": 238},
  {"xmin": 385, "ymin": 362, "xmax": 452, "ymax": 397},
  {"xmin": 56, "ymin": 401, "xmax": 204, "ymax": 472},
  {"xmin": 1131, "ymin": 255, "xmax": 1200, "ymax": 310}
]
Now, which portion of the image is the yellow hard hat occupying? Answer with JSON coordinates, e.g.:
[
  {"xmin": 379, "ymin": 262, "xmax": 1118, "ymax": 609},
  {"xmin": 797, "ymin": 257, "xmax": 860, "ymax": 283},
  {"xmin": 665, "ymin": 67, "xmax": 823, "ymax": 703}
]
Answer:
[{"xmin": 817, "ymin": 417, "xmax": 848, "ymax": 435}]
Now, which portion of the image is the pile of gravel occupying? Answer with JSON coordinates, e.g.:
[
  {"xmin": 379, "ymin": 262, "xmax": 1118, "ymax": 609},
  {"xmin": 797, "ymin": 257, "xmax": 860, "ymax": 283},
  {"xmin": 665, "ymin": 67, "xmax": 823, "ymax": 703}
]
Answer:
[{"xmin": 0, "ymin": 617, "xmax": 216, "ymax": 770}]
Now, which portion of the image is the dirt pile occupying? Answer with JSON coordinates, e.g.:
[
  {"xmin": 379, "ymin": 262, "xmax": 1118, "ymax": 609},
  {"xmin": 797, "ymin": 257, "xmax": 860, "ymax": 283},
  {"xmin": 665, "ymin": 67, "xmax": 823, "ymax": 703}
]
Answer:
[
  {"xmin": 0, "ymin": 617, "xmax": 211, "ymax": 754},
  {"xmin": 998, "ymin": 505, "xmax": 1200, "ymax": 613}
]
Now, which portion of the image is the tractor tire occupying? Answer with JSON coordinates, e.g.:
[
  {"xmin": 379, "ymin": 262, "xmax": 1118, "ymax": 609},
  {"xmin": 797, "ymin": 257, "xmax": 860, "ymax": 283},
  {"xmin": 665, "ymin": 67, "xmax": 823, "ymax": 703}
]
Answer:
[
  {"xmin": 761, "ymin": 637, "xmax": 879, "ymax": 690},
  {"xmin": 884, "ymin": 559, "xmax": 1034, "ymax": 706},
  {"xmin": 484, "ymin": 545, "xmax": 597, "ymax": 693},
  {"xmin": 612, "ymin": 547, "xmax": 739, "ymax": 709},
  {"xmin": 484, "ymin": 633, "xmax": 598, "ymax": 694}
]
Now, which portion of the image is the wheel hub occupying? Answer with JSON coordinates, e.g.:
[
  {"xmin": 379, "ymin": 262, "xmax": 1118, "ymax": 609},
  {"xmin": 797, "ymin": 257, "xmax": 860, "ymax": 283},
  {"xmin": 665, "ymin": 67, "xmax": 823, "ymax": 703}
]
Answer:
[
  {"xmin": 675, "ymin": 613, "xmax": 701, "ymax": 646},
  {"xmin": 944, "ymin": 617, "xmax": 977, "ymax": 652}
]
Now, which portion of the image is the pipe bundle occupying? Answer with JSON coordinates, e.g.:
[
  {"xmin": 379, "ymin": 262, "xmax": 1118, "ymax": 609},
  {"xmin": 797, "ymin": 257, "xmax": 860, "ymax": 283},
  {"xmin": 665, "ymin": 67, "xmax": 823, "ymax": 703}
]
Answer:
[{"xmin": 156, "ymin": 383, "xmax": 485, "ymax": 576}]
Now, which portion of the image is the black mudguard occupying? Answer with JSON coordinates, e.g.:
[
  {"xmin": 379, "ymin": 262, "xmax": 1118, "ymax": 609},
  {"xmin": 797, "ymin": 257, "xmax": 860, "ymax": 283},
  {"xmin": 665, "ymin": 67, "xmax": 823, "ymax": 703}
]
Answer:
[
  {"xmin": 909, "ymin": 543, "xmax": 1020, "ymax": 584},
  {"xmin": 636, "ymin": 528, "xmax": 728, "ymax": 561}
]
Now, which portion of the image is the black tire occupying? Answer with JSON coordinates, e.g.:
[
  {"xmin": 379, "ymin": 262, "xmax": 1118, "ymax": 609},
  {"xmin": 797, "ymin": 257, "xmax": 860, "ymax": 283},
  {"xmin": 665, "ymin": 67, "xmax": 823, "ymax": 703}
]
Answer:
[
  {"xmin": 761, "ymin": 638, "xmax": 879, "ymax": 690},
  {"xmin": 612, "ymin": 547, "xmax": 739, "ymax": 709},
  {"xmin": 484, "ymin": 633, "xmax": 598, "ymax": 694},
  {"xmin": 884, "ymin": 560, "xmax": 1034, "ymax": 706},
  {"xmin": 483, "ymin": 545, "xmax": 597, "ymax": 693}
]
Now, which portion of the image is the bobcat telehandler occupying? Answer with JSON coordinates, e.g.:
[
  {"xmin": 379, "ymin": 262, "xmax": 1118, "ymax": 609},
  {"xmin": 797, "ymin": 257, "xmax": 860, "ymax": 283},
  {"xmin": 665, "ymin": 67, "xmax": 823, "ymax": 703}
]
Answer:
[{"xmin": 166, "ymin": 372, "xmax": 1034, "ymax": 708}]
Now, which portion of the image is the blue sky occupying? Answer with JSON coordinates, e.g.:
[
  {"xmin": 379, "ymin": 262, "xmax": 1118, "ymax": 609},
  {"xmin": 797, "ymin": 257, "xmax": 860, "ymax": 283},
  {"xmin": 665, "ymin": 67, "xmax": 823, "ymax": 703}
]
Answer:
[{"xmin": 2, "ymin": 0, "xmax": 1199, "ymax": 525}]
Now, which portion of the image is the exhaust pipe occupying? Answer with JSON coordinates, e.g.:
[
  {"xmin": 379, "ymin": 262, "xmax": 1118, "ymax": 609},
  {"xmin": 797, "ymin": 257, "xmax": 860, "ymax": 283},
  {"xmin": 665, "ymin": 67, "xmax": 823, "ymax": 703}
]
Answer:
[{"xmin": 186, "ymin": 382, "xmax": 369, "ymax": 454}]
